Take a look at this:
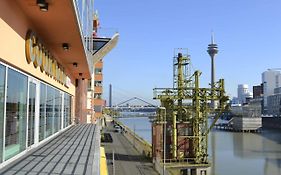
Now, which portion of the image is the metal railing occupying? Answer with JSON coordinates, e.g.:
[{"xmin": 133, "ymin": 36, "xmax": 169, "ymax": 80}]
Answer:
[{"xmin": 159, "ymin": 158, "xmax": 196, "ymax": 164}]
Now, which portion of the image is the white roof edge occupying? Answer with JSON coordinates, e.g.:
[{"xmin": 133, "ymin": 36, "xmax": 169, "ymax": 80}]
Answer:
[{"xmin": 93, "ymin": 33, "xmax": 119, "ymax": 64}]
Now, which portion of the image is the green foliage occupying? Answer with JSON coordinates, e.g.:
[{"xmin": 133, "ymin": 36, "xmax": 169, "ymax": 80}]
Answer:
[{"xmin": 102, "ymin": 108, "xmax": 120, "ymax": 116}]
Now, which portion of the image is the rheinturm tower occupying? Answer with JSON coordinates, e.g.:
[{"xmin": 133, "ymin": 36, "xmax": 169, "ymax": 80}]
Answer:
[{"xmin": 207, "ymin": 33, "xmax": 219, "ymax": 108}]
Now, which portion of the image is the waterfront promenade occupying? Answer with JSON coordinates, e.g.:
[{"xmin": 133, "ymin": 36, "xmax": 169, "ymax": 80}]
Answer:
[
  {"xmin": 102, "ymin": 122, "xmax": 158, "ymax": 175},
  {"xmin": 0, "ymin": 124, "xmax": 100, "ymax": 175}
]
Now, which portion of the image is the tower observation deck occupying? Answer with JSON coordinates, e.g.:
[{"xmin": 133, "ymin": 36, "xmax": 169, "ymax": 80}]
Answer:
[{"xmin": 207, "ymin": 33, "xmax": 219, "ymax": 108}]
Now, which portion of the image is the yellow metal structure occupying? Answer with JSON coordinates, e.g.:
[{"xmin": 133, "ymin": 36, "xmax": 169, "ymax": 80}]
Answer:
[{"xmin": 153, "ymin": 49, "xmax": 228, "ymax": 173}]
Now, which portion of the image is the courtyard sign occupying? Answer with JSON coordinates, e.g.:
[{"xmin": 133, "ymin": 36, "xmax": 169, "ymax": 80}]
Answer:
[{"xmin": 25, "ymin": 30, "xmax": 67, "ymax": 86}]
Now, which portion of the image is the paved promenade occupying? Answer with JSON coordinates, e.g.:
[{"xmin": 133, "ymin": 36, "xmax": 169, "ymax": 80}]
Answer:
[
  {"xmin": 103, "ymin": 123, "xmax": 158, "ymax": 175},
  {"xmin": 0, "ymin": 124, "xmax": 100, "ymax": 175}
]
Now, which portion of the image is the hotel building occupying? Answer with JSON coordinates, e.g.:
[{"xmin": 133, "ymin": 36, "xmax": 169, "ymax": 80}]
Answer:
[{"xmin": 0, "ymin": 0, "xmax": 118, "ymax": 167}]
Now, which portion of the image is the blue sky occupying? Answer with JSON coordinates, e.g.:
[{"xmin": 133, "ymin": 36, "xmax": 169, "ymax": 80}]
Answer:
[{"xmin": 95, "ymin": 0, "xmax": 281, "ymax": 105}]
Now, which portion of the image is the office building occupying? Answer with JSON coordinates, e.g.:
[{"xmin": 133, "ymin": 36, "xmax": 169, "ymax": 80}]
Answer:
[
  {"xmin": 262, "ymin": 69, "xmax": 281, "ymax": 113},
  {"xmin": 237, "ymin": 84, "xmax": 253, "ymax": 104},
  {"xmin": 267, "ymin": 87, "xmax": 281, "ymax": 117},
  {"xmin": 253, "ymin": 84, "xmax": 263, "ymax": 99},
  {"xmin": 0, "ymin": 0, "xmax": 118, "ymax": 167}
]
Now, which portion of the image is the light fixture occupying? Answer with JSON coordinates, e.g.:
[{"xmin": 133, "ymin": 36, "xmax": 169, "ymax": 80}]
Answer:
[
  {"xmin": 79, "ymin": 73, "xmax": 82, "ymax": 76},
  {"xmin": 37, "ymin": 0, "xmax": 46, "ymax": 7},
  {"xmin": 39, "ymin": 3, "xmax": 48, "ymax": 12},
  {"xmin": 73, "ymin": 62, "xmax": 78, "ymax": 67},
  {"xmin": 62, "ymin": 43, "xmax": 69, "ymax": 50}
]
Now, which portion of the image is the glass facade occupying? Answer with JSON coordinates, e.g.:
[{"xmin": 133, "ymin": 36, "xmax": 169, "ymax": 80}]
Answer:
[
  {"xmin": 0, "ymin": 65, "xmax": 5, "ymax": 163},
  {"xmin": 54, "ymin": 90, "xmax": 61, "ymax": 133},
  {"xmin": 46, "ymin": 86, "xmax": 54, "ymax": 137},
  {"xmin": 5, "ymin": 69, "xmax": 27, "ymax": 160},
  {"xmin": 28, "ymin": 82, "xmax": 36, "ymax": 147},
  {"xmin": 75, "ymin": 0, "xmax": 95, "ymax": 37},
  {"xmin": 0, "ymin": 62, "xmax": 72, "ymax": 162},
  {"xmin": 75, "ymin": 0, "xmax": 95, "ymax": 61},
  {"xmin": 64, "ymin": 94, "xmax": 71, "ymax": 128},
  {"xmin": 39, "ymin": 84, "xmax": 46, "ymax": 141}
]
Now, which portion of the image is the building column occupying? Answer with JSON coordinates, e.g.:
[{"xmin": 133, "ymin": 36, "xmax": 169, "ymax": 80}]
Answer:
[{"xmin": 75, "ymin": 79, "xmax": 88, "ymax": 123}]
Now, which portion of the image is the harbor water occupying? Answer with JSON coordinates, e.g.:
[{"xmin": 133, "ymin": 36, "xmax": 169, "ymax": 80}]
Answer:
[{"xmin": 119, "ymin": 116, "xmax": 281, "ymax": 175}]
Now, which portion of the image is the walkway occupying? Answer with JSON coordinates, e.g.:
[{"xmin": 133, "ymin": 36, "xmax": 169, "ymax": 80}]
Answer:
[
  {"xmin": 0, "ymin": 124, "xmax": 100, "ymax": 175},
  {"xmin": 103, "ymin": 123, "xmax": 158, "ymax": 175}
]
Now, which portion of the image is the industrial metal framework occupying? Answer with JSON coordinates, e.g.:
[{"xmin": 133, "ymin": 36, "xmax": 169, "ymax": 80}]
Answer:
[{"xmin": 152, "ymin": 49, "xmax": 228, "ymax": 174}]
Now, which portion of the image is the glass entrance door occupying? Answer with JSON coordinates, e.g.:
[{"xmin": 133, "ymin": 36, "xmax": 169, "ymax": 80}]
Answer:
[{"xmin": 27, "ymin": 79, "xmax": 39, "ymax": 148}]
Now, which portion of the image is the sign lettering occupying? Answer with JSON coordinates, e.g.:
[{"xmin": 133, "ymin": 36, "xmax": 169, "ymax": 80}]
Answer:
[{"xmin": 25, "ymin": 30, "xmax": 68, "ymax": 86}]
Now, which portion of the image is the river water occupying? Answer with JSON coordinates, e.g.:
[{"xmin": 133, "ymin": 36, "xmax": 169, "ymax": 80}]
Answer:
[{"xmin": 119, "ymin": 116, "xmax": 281, "ymax": 175}]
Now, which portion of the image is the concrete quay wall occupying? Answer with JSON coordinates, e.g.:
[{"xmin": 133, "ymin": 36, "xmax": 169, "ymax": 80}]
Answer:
[
  {"xmin": 262, "ymin": 117, "xmax": 281, "ymax": 129},
  {"xmin": 113, "ymin": 120, "xmax": 152, "ymax": 158}
]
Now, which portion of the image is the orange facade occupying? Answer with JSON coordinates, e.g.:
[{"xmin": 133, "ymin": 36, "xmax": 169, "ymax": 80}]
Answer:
[{"xmin": 92, "ymin": 60, "xmax": 104, "ymax": 121}]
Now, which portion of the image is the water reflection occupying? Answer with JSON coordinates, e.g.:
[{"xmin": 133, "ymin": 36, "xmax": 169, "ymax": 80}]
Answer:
[
  {"xmin": 119, "ymin": 116, "xmax": 281, "ymax": 175},
  {"xmin": 211, "ymin": 130, "xmax": 281, "ymax": 175}
]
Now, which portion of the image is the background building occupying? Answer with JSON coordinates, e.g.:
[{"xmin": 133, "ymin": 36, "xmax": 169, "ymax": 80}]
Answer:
[
  {"xmin": 253, "ymin": 84, "xmax": 263, "ymax": 99},
  {"xmin": 262, "ymin": 69, "xmax": 281, "ymax": 113},
  {"xmin": 267, "ymin": 87, "xmax": 281, "ymax": 117},
  {"xmin": 237, "ymin": 84, "xmax": 253, "ymax": 104}
]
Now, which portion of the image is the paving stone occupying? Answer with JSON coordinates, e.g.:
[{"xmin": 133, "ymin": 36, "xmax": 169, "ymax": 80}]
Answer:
[
  {"xmin": 78, "ymin": 156, "xmax": 88, "ymax": 164},
  {"xmin": 73, "ymin": 164, "xmax": 85, "ymax": 175},
  {"xmin": 52, "ymin": 163, "xmax": 66, "ymax": 174},
  {"xmin": 62, "ymin": 163, "xmax": 75, "ymax": 174},
  {"xmin": 41, "ymin": 162, "xmax": 57, "ymax": 173},
  {"xmin": 2, "ymin": 170, "xmax": 20, "ymax": 175},
  {"xmin": 30, "ymin": 162, "xmax": 49, "ymax": 172},
  {"xmin": 0, "ymin": 124, "xmax": 98, "ymax": 175}
]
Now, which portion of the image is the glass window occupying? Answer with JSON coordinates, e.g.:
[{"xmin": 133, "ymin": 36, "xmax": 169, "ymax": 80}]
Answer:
[
  {"xmin": 5, "ymin": 68, "xmax": 27, "ymax": 160},
  {"xmin": 94, "ymin": 105, "xmax": 102, "ymax": 113},
  {"xmin": 87, "ymin": 79, "xmax": 92, "ymax": 90},
  {"xmin": 64, "ymin": 93, "xmax": 72, "ymax": 128},
  {"xmin": 39, "ymin": 84, "xmax": 46, "ymax": 141},
  {"xmin": 94, "ymin": 93, "xmax": 102, "ymax": 99},
  {"xmin": 28, "ymin": 82, "xmax": 36, "ymax": 146},
  {"xmin": 95, "ymin": 68, "xmax": 102, "ymax": 74},
  {"xmin": 64, "ymin": 94, "xmax": 69, "ymax": 128},
  {"xmin": 68, "ymin": 96, "xmax": 72, "ymax": 126},
  {"xmin": 54, "ymin": 90, "xmax": 61, "ymax": 133},
  {"xmin": 94, "ymin": 81, "xmax": 102, "ymax": 87},
  {"xmin": 0, "ymin": 65, "xmax": 6, "ymax": 163},
  {"xmin": 46, "ymin": 86, "xmax": 54, "ymax": 137}
]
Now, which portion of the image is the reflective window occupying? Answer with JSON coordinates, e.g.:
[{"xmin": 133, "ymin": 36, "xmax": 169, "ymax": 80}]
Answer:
[
  {"xmin": 0, "ymin": 65, "xmax": 5, "ymax": 163},
  {"xmin": 46, "ymin": 86, "xmax": 54, "ymax": 137},
  {"xmin": 64, "ymin": 94, "xmax": 67, "ymax": 128},
  {"xmin": 75, "ymin": 0, "xmax": 94, "ymax": 36},
  {"xmin": 68, "ymin": 96, "xmax": 72, "ymax": 125},
  {"xmin": 54, "ymin": 90, "xmax": 61, "ymax": 133},
  {"xmin": 28, "ymin": 82, "xmax": 36, "ymax": 146},
  {"xmin": 5, "ymin": 68, "xmax": 27, "ymax": 160},
  {"xmin": 0, "ymin": 62, "xmax": 73, "ymax": 163},
  {"xmin": 94, "ymin": 105, "xmax": 102, "ymax": 113},
  {"xmin": 95, "ymin": 68, "xmax": 102, "ymax": 74},
  {"xmin": 39, "ymin": 84, "xmax": 46, "ymax": 141},
  {"xmin": 66, "ymin": 94, "xmax": 72, "ymax": 127},
  {"xmin": 87, "ymin": 79, "xmax": 92, "ymax": 90}
]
